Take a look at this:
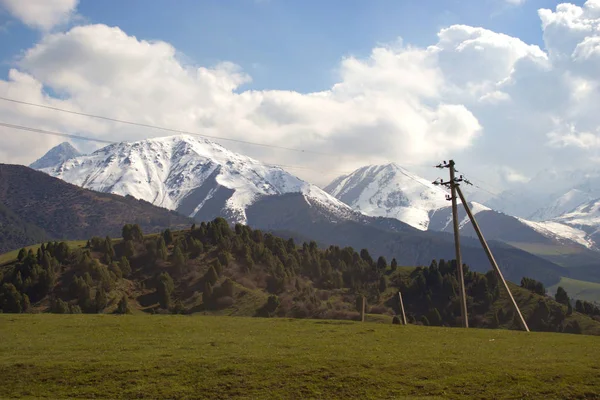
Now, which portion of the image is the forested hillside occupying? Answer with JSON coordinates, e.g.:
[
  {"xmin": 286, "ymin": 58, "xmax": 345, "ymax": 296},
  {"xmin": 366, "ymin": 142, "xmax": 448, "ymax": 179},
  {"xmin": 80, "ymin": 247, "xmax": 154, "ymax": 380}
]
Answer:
[
  {"xmin": 0, "ymin": 164, "xmax": 193, "ymax": 252},
  {"xmin": 1, "ymin": 218, "xmax": 598, "ymax": 335}
]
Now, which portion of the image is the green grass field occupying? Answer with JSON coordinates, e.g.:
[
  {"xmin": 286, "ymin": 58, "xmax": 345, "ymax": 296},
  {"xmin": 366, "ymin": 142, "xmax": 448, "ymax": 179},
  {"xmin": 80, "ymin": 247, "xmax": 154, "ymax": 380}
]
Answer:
[
  {"xmin": 1, "ymin": 315, "xmax": 599, "ymax": 399},
  {"xmin": 549, "ymin": 277, "xmax": 600, "ymax": 304}
]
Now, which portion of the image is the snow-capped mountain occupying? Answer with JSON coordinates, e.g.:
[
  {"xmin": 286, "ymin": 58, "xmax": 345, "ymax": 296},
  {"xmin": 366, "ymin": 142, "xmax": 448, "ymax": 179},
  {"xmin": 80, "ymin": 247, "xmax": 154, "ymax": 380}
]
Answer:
[
  {"xmin": 487, "ymin": 168, "xmax": 600, "ymax": 221},
  {"xmin": 553, "ymin": 198, "xmax": 600, "ymax": 243},
  {"xmin": 324, "ymin": 163, "xmax": 449, "ymax": 230},
  {"xmin": 326, "ymin": 163, "xmax": 600, "ymax": 255},
  {"xmin": 30, "ymin": 142, "xmax": 82, "ymax": 170},
  {"xmin": 38, "ymin": 135, "xmax": 360, "ymax": 226},
  {"xmin": 529, "ymin": 189, "xmax": 594, "ymax": 222}
]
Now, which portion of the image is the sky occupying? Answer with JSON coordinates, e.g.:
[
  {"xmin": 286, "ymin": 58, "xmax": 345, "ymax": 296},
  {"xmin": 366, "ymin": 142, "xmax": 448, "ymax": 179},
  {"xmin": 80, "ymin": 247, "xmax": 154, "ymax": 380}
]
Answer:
[{"xmin": 0, "ymin": 0, "xmax": 597, "ymax": 191}]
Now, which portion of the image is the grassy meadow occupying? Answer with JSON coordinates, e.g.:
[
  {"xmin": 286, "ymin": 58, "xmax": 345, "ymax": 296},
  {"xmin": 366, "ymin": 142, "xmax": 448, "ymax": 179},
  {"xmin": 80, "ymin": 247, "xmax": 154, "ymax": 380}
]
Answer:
[
  {"xmin": 1, "ymin": 315, "xmax": 599, "ymax": 399},
  {"xmin": 549, "ymin": 277, "xmax": 600, "ymax": 304}
]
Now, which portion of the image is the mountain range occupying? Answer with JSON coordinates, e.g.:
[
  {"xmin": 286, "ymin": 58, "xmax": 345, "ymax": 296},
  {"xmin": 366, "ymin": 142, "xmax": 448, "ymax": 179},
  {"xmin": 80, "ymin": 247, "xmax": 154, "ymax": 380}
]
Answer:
[{"xmin": 27, "ymin": 137, "xmax": 599, "ymax": 287}]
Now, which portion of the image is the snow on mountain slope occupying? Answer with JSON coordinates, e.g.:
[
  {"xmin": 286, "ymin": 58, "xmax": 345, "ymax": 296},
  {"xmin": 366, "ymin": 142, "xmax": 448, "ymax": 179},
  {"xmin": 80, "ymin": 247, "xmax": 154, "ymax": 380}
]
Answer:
[
  {"xmin": 554, "ymin": 198, "xmax": 600, "ymax": 233},
  {"xmin": 517, "ymin": 218, "xmax": 595, "ymax": 249},
  {"xmin": 30, "ymin": 142, "xmax": 82, "ymax": 170},
  {"xmin": 40, "ymin": 135, "xmax": 356, "ymax": 225},
  {"xmin": 529, "ymin": 189, "xmax": 593, "ymax": 222},
  {"xmin": 324, "ymin": 163, "xmax": 449, "ymax": 230}
]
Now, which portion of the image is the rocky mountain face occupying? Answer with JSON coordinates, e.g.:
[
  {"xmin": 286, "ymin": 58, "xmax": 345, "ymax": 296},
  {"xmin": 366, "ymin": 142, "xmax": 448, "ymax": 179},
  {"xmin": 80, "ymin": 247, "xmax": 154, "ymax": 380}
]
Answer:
[{"xmin": 0, "ymin": 164, "xmax": 193, "ymax": 253}]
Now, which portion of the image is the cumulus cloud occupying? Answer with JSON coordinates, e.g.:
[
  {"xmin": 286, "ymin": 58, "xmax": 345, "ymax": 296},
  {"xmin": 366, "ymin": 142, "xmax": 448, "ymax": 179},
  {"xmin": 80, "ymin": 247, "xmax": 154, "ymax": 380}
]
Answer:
[
  {"xmin": 0, "ymin": 0, "xmax": 78, "ymax": 30},
  {"xmin": 0, "ymin": 24, "xmax": 482, "ymax": 184},
  {"xmin": 3, "ymin": 1, "xmax": 600, "ymax": 188}
]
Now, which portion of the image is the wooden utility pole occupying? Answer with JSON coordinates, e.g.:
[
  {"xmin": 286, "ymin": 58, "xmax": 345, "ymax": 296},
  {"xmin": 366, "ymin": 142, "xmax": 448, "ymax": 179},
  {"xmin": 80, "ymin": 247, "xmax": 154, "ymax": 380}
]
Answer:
[
  {"xmin": 455, "ymin": 186, "xmax": 530, "ymax": 332},
  {"xmin": 435, "ymin": 160, "xmax": 469, "ymax": 328},
  {"xmin": 361, "ymin": 296, "xmax": 366, "ymax": 322},
  {"xmin": 398, "ymin": 291, "xmax": 407, "ymax": 325}
]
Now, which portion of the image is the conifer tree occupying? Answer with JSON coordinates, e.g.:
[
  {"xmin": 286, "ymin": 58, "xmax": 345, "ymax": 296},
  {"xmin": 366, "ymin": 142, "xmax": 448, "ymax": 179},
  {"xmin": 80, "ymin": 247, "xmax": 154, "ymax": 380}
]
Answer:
[
  {"xmin": 157, "ymin": 272, "xmax": 174, "ymax": 309},
  {"xmin": 555, "ymin": 286, "xmax": 569, "ymax": 305},
  {"xmin": 376, "ymin": 256, "xmax": 387, "ymax": 271},
  {"xmin": 95, "ymin": 287, "xmax": 108, "ymax": 313},
  {"xmin": 203, "ymin": 281, "xmax": 213, "ymax": 307},
  {"xmin": 163, "ymin": 229, "xmax": 174, "ymax": 246},
  {"xmin": 117, "ymin": 295, "xmax": 130, "ymax": 314},
  {"xmin": 157, "ymin": 237, "xmax": 168, "ymax": 261},
  {"xmin": 119, "ymin": 256, "xmax": 131, "ymax": 277},
  {"xmin": 391, "ymin": 258, "xmax": 398, "ymax": 272},
  {"xmin": 172, "ymin": 245, "xmax": 186, "ymax": 274}
]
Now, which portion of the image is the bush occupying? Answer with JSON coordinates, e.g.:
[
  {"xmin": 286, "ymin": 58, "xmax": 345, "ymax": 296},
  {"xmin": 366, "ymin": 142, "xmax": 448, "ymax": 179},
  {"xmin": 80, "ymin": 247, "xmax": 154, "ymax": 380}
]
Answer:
[
  {"xmin": 392, "ymin": 315, "xmax": 401, "ymax": 325},
  {"xmin": 215, "ymin": 296, "xmax": 234, "ymax": 309},
  {"xmin": 370, "ymin": 305, "xmax": 389, "ymax": 315}
]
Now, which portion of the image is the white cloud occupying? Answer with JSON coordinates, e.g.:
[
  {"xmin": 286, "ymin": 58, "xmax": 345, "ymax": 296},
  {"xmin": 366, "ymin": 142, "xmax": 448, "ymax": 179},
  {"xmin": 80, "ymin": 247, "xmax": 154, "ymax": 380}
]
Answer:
[
  {"xmin": 0, "ymin": 24, "xmax": 481, "ymax": 184},
  {"xmin": 3, "ymin": 1, "xmax": 600, "ymax": 189},
  {"xmin": 505, "ymin": 0, "xmax": 526, "ymax": 4},
  {"xmin": 0, "ymin": 0, "xmax": 78, "ymax": 30}
]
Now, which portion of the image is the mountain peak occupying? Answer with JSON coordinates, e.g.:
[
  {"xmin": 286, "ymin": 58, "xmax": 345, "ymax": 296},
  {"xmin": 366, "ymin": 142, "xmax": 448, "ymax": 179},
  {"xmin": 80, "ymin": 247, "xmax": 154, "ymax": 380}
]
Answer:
[
  {"xmin": 325, "ymin": 163, "xmax": 448, "ymax": 230},
  {"xmin": 30, "ymin": 142, "xmax": 82, "ymax": 170},
  {"xmin": 40, "ymin": 135, "xmax": 356, "ymax": 226}
]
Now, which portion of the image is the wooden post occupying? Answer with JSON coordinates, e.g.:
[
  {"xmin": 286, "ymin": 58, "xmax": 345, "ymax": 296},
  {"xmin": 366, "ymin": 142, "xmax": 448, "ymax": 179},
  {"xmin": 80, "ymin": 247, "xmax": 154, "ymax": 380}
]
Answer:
[
  {"xmin": 449, "ymin": 160, "xmax": 469, "ymax": 328},
  {"xmin": 361, "ymin": 296, "xmax": 365, "ymax": 322},
  {"xmin": 398, "ymin": 291, "xmax": 407, "ymax": 325},
  {"xmin": 455, "ymin": 185, "xmax": 530, "ymax": 332}
]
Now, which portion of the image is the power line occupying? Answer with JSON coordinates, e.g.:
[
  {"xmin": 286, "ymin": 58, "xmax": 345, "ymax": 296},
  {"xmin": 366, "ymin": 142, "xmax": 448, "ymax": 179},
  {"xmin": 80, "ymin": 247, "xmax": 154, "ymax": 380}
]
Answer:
[
  {"xmin": 0, "ymin": 120, "xmax": 353, "ymax": 175},
  {"xmin": 1, "ymin": 118, "xmax": 448, "ymax": 191},
  {"xmin": 0, "ymin": 96, "xmax": 332, "ymax": 155}
]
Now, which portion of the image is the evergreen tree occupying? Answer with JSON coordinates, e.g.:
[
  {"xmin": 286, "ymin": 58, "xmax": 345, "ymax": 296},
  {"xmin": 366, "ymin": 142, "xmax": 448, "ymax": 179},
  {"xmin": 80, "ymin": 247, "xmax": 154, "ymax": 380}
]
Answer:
[
  {"xmin": 122, "ymin": 224, "xmax": 134, "ymax": 241},
  {"xmin": 51, "ymin": 298, "xmax": 69, "ymax": 314},
  {"xmin": 95, "ymin": 287, "xmax": 108, "ymax": 313},
  {"xmin": 266, "ymin": 295, "xmax": 280, "ymax": 316},
  {"xmin": 172, "ymin": 245, "xmax": 186, "ymax": 274},
  {"xmin": 206, "ymin": 266, "xmax": 219, "ymax": 286},
  {"xmin": 119, "ymin": 256, "xmax": 131, "ymax": 277},
  {"xmin": 157, "ymin": 237, "xmax": 168, "ymax": 261},
  {"xmin": 376, "ymin": 256, "xmax": 387, "ymax": 271},
  {"xmin": 202, "ymin": 282, "xmax": 213, "ymax": 307},
  {"xmin": 17, "ymin": 248, "xmax": 26, "ymax": 262},
  {"xmin": 117, "ymin": 295, "xmax": 130, "ymax": 314},
  {"xmin": 567, "ymin": 300, "xmax": 573, "ymax": 316},
  {"xmin": 0, "ymin": 283, "xmax": 24, "ymax": 313},
  {"xmin": 378, "ymin": 276, "xmax": 387, "ymax": 293},
  {"xmin": 428, "ymin": 308, "xmax": 442, "ymax": 326},
  {"xmin": 156, "ymin": 272, "xmax": 174, "ymax": 309},
  {"xmin": 131, "ymin": 225, "xmax": 144, "ymax": 242},
  {"xmin": 575, "ymin": 300, "xmax": 584, "ymax": 314},
  {"xmin": 391, "ymin": 258, "xmax": 398, "ymax": 272},
  {"xmin": 124, "ymin": 240, "xmax": 136, "ymax": 259},
  {"xmin": 555, "ymin": 287, "xmax": 569, "ymax": 305},
  {"xmin": 163, "ymin": 229, "xmax": 174, "ymax": 246}
]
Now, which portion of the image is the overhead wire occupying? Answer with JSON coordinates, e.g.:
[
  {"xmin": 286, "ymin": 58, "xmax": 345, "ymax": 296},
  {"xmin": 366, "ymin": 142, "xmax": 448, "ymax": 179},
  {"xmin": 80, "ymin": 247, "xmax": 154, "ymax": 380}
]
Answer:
[
  {"xmin": 0, "ymin": 121, "xmax": 354, "ymax": 175},
  {"xmin": 0, "ymin": 96, "xmax": 333, "ymax": 155},
  {"xmin": 0, "ymin": 95, "xmax": 482, "ymax": 193}
]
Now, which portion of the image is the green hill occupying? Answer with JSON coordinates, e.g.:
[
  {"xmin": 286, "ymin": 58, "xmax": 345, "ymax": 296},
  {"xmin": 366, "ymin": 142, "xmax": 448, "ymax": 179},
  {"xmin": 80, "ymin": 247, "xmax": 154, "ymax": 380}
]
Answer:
[
  {"xmin": 1, "ymin": 315, "xmax": 599, "ymax": 399},
  {"xmin": 1, "ymin": 218, "xmax": 598, "ymax": 336}
]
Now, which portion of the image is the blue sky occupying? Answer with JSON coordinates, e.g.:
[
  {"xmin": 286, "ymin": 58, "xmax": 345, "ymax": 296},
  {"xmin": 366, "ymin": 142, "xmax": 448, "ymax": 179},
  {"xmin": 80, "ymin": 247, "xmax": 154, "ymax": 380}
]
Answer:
[{"xmin": 0, "ymin": 0, "xmax": 581, "ymax": 93}]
